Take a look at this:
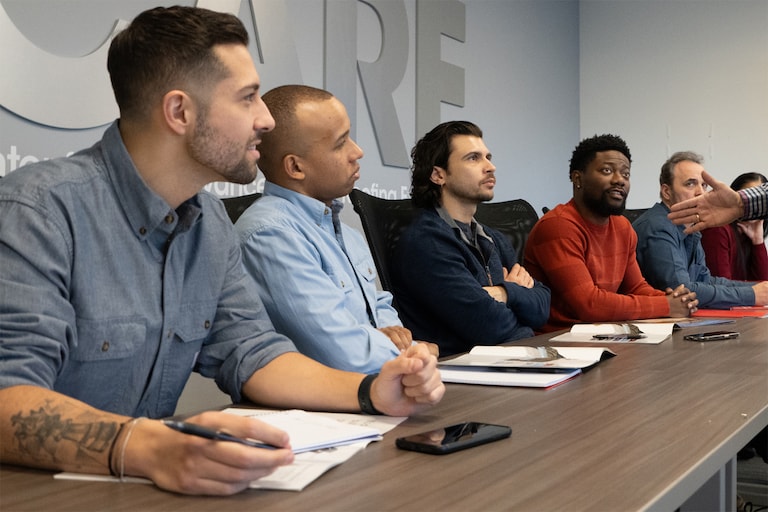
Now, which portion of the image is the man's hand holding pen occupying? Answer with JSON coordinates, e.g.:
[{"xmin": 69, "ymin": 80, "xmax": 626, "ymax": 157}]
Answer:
[{"xmin": 121, "ymin": 411, "xmax": 294, "ymax": 496}]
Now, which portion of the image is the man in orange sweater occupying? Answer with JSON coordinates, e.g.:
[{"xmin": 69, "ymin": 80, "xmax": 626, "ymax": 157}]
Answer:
[{"xmin": 524, "ymin": 134, "xmax": 698, "ymax": 332}]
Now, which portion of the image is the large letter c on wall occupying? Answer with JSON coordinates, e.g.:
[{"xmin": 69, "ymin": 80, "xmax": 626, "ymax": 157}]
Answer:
[{"xmin": 0, "ymin": 3, "xmax": 124, "ymax": 129}]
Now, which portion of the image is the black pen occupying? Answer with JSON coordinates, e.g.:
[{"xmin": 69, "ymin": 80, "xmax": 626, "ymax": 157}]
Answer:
[{"xmin": 162, "ymin": 420, "xmax": 278, "ymax": 450}]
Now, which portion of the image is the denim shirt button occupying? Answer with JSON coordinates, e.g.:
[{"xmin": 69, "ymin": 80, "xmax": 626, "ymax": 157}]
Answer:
[
  {"xmin": 164, "ymin": 214, "xmax": 174, "ymax": 224},
  {"xmin": 204, "ymin": 320, "xmax": 211, "ymax": 329},
  {"xmin": 139, "ymin": 227, "xmax": 147, "ymax": 235},
  {"xmin": 101, "ymin": 341, "xmax": 110, "ymax": 352}
]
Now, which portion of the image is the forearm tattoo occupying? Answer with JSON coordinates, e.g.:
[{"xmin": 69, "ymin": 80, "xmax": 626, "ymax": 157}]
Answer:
[{"xmin": 10, "ymin": 400, "xmax": 119, "ymax": 464}]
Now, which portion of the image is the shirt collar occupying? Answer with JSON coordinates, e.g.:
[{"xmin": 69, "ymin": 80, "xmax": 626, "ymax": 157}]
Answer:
[
  {"xmin": 100, "ymin": 121, "xmax": 201, "ymax": 241},
  {"xmin": 263, "ymin": 181, "xmax": 343, "ymax": 225},
  {"xmin": 435, "ymin": 205, "xmax": 493, "ymax": 245}
]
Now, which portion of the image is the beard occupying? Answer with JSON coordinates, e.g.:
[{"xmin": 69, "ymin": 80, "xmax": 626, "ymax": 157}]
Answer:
[
  {"xmin": 583, "ymin": 191, "xmax": 626, "ymax": 217},
  {"xmin": 188, "ymin": 111, "xmax": 257, "ymax": 185}
]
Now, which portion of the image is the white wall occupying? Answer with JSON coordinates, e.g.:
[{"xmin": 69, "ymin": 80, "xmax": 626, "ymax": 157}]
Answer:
[{"xmin": 580, "ymin": 0, "xmax": 768, "ymax": 209}]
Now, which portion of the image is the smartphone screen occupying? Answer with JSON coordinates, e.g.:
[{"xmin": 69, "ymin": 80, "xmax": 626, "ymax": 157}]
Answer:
[
  {"xmin": 395, "ymin": 422, "xmax": 511, "ymax": 455},
  {"xmin": 683, "ymin": 330, "xmax": 739, "ymax": 342}
]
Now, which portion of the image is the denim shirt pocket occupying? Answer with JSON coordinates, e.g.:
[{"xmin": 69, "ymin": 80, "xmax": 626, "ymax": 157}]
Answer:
[
  {"xmin": 158, "ymin": 301, "xmax": 217, "ymax": 417},
  {"xmin": 329, "ymin": 266, "xmax": 357, "ymax": 295},
  {"xmin": 72, "ymin": 317, "xmax": 146, "ymax": 361},
  {"xmin": 354, "ymin": 258, "xmax": 378, "ymax": 285},
  {"xmin": 174, "ymin": 301, "xmax": 216, "ymax": 344}
]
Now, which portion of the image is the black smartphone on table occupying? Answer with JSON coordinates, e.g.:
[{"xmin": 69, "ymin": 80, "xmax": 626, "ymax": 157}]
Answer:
[
  {"xmin": 683, "ymin": 330, "xmax": 740, "ymax": 342},
  {"xmin": 395, "ymin": 422, "xmax": 511, "ymax": 455}
]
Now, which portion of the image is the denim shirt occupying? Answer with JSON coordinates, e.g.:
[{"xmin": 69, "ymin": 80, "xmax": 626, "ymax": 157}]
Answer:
[
  {"xmin": 0, "ymin": 122, "xmax": 295, "ymax": 418},
  {"xmin": 235, "ymin": 182, "xmax": 401, "ymax": 373},
  {"xmin": 633, "ymin": 202, "xmax": 755, "ymax": 309}
]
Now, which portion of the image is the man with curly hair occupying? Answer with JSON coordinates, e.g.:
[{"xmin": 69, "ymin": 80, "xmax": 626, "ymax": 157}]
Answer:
[{"xmin": 391, "ymin": 121, "xmax": 550, "ymax": 356}]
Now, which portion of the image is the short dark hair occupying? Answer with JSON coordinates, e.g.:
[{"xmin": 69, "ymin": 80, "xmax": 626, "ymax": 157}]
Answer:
[
  {"xmin": 730, "ymin": 171, "xmax": 767, "ymax": 191},
  {"xmin": 569, "ymin": 134, "xmax": 631, "ymax": 180},
  {"xmin": 259, "ymin": 85, "xmax": 334, "ymax": 179},
  {"xmin": 659, "ymin": 151, "xmax": 703, "ymax": 188},
  {"xmin": 410, "ymin": 121, "xmax": 483, "ymax": 208},
  {"xmin": 107, "ymin": 6, "xmax": 249, "ymax": 121}
]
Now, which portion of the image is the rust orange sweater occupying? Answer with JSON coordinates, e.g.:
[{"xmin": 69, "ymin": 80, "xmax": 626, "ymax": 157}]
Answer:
[{"xmin": 524, "ymin": 200, "xmax": 669, "ymax": 332}]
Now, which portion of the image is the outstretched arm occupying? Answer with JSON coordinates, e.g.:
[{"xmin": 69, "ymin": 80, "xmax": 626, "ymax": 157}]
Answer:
[{"xmin": 668, "ymin": 171, "xmax": 743, "ymax": 233}]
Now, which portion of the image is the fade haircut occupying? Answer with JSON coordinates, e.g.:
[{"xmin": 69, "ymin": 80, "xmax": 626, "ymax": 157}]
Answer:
[
  {"xmin": 258, "ymin": 85, "xmax": 334, "ymax": 180},
  {"xmin": 107, "ymin": 6, "xmax": 248, "ymax": 121},
  {"xmin": 410, "ymin": 121, "xmax": 484, "ymax": 208},
  {"xmin": 569, "ymin": 134, "xmax": 632, "ymax": 181},
  {"xmin": 659, "ymin": 151, "xmax": 704, "ymax": 192}
]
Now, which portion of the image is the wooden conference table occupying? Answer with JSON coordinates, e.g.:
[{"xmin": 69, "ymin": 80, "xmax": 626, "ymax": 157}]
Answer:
[{"xmin": 2, "ymin": 317, "xmax": 767, "ymax": 511}]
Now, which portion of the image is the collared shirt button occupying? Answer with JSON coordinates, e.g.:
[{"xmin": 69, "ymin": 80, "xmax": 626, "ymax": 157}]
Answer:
[
  {"xmin": 101, "ymin": 341, "xmax": 110, "ymax": 352},
  {"xmin": 139, "ymin": 227, "xmax": 147, "ymax": 235},
  {"xmin": 204, "ymin": 320, "xmax": 211, "ymax": 329},
  {"xmin": 164, "ymin": 214, "xmax": 174, "ymax": 224}
]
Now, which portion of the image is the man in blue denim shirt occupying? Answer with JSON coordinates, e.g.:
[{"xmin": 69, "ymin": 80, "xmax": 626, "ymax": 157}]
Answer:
[
  {"xmin": 235, "ymin": 86, "xmax": 438, "ymax": 373},
  {"xmin": 0, "ymin": 6, "xmax": 443, "ymax": 496},
  {"xmin": 634, "ymin": 151, "xmax": 768, "ymax": 308}
]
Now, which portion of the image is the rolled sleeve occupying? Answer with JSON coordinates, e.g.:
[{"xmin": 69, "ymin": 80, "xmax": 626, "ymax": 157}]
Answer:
[
  {"xmin": 196, "ymin": 240, "xmax": 297, "ymax": 403},
  {"xmin": 0, "ymin": 193, "xmax": 75, "ymax": 391}
]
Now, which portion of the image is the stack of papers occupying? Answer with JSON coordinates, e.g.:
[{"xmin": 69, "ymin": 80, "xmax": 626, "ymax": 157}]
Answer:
[
  {"xmin": 549, "ymin": 323, "xmax": 674, "ymax": 344},
  {"xmin": 222, "ymin": 408, "xmax": 382, "ymax": 453},
  {"xmin": 223, "ymin": 409, "xmax": 399, "ymax": 491},
  {"xmin": 439, "ymin": 346, "xmax": 615, "ymax": 388}
]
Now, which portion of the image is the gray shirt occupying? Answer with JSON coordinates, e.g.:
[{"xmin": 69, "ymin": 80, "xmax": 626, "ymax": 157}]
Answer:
[{"xmin": 0, "ymin": 121, "xmax": 295, "ymax": 418}]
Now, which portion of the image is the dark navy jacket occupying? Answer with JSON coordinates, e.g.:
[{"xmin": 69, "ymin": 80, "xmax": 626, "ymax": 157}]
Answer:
[{"xmin": 391, "ymin": 207, "xmax": 550, "ymax": 356}]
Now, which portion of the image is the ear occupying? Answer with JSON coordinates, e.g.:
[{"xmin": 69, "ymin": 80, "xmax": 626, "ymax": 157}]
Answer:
[
  {"xmin": 162, "ymin": 90, "xmax": 193, "ymax": 135},
  {"xmin": 660, "ymin": 183, "xmax": 673, "ymax": 203},
  {"xmin": 283, "ymin": 154, "xmax": 306, "ymax": 181},
  {"xmin": 430, "ymin": 166, "xmax": 446, "ymax": 186},
  {"xmin": 571, "ymin": 170, "xmax": 582, "ymax": 189}
]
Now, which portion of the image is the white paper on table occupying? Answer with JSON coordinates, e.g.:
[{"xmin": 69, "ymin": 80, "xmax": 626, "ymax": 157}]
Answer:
[{"xmin": 549, "ymin": 323, "xmax": 673, "ymax": 344}]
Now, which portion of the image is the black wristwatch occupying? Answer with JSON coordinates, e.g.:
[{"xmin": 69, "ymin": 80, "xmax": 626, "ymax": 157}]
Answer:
[{"xmin": 357, "ymin": 373, "xmax": 382, "ymax": 415}]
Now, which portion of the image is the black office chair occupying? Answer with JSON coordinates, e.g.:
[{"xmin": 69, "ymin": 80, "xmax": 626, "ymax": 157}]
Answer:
[
  {"xmin": 621, "ymin": 207, "xmax": 648, "ymax": 225},
  {"xmin": 475, "ymin": 198, "xmax": 539, "ymax": 257},
  {"xmin": 222, "ymin": 192, "xmax": 262, "ymax": 223},
  {"xmin": 349, "ymin": 189, "xmax": 417, "ymax": 291}
]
